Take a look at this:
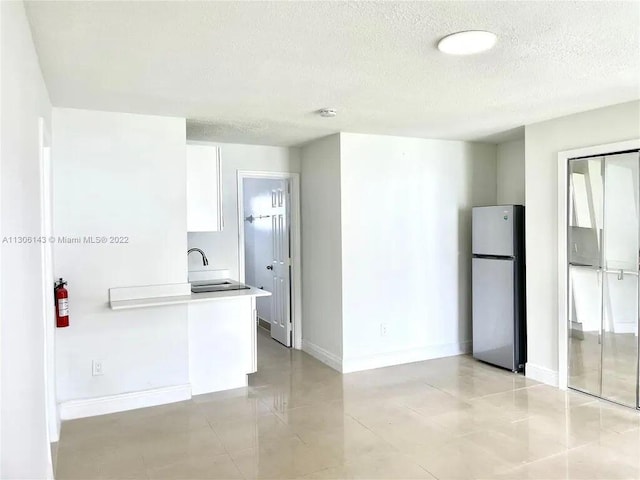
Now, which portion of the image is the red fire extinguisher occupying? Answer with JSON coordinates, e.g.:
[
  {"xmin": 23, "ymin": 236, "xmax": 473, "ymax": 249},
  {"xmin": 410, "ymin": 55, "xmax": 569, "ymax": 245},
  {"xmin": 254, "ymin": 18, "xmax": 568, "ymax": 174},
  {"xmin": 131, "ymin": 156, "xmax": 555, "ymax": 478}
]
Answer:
[{"xmin": 55, "ymin": 278, "xmax": 69, "ymax": 328}]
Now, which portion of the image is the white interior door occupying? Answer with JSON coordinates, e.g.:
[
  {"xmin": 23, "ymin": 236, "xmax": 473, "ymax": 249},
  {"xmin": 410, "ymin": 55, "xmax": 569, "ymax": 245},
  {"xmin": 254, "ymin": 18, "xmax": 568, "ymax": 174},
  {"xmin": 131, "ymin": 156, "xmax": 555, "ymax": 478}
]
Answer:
[{"xmin": 269, "ymin": 180, "xmax": 291, "ymax": 347}]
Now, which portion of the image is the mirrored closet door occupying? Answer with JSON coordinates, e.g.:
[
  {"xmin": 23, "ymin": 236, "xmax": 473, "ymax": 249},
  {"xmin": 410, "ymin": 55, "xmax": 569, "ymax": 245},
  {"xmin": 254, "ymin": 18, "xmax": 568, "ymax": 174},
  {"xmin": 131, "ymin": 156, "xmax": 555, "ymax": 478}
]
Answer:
[{"xmin": 568, "ymin": 150, "xmax": 640, "ymax": 408}]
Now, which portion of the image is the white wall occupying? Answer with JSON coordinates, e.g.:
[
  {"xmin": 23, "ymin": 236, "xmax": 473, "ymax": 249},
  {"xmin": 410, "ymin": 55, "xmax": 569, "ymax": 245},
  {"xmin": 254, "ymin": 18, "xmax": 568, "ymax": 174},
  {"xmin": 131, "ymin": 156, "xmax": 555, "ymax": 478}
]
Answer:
[
  {"xmin": 300, "ymin": 134, "xmax": 344, "ymax": 363},
  {"xmin": 0, "ymin": 1, "xmax": 53, "ymax": 477},
  {"xmin": 525, "ymin": 100, "xmax": 640, "ymax": 382},
  {"xmin": 187, "ymin": 143, "xmax": 300, "ymax": 280},
  {"xmin": 52, "ymin": 108, "xmax": 189, "ymax": 402},
  {"xmin": 497, "ymin": 138, "xmax": 525, "ymax": 205},
  {"xmin": 339, "ymin": 133, "xmax": 497, "ymax": 371}
]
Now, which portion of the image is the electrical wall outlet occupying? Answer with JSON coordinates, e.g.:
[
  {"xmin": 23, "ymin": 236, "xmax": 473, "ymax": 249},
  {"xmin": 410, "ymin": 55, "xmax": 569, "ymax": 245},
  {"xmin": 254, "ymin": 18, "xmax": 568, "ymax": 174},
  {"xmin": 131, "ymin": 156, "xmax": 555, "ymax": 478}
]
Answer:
[
  {"xmin": 92, "ymin": 360, "xmax": 104, "ymax": 376},
  {"xmin": 380, "ymin": 323, "xmax": 388, "ymax": 337}
]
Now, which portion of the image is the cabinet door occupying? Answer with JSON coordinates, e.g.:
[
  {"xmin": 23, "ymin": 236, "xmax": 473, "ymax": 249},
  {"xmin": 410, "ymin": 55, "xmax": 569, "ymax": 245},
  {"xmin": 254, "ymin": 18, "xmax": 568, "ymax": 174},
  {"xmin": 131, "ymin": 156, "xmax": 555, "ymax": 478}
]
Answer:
[
  {"xmin": 188, "ymin": 298, "xmax": 253, "ymax": 395},
  {"xmin": 186, "ymin": 144, "xmax": 223, "ymax": 231}
]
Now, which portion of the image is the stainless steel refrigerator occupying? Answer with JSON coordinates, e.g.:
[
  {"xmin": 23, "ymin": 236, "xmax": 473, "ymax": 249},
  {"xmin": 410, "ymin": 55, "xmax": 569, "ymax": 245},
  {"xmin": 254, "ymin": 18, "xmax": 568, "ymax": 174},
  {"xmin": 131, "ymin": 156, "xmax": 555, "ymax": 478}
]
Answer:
[{"xmin": 472, "ymin": 205, "xmax": 526, "ymax": 372}]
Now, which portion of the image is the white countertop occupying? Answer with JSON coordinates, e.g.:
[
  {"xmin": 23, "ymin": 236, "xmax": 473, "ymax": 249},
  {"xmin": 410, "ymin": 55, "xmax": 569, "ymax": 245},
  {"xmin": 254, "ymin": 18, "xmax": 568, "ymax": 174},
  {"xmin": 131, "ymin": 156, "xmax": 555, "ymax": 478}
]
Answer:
[{"xmin": 109, "ymin": 284, "xmax": 271, "ymax": 310}]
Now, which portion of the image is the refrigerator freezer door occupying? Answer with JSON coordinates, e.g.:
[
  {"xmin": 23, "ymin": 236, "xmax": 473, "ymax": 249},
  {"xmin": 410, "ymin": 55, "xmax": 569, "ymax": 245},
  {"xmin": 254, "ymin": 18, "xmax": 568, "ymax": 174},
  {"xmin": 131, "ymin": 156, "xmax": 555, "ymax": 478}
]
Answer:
[
  {"xmin": 472, "ymin": 206, "xmax": 515, "ymax": 257},
  {"xmin": 472, "ymin": 257, "xmax": 515, "ymax": 370}
]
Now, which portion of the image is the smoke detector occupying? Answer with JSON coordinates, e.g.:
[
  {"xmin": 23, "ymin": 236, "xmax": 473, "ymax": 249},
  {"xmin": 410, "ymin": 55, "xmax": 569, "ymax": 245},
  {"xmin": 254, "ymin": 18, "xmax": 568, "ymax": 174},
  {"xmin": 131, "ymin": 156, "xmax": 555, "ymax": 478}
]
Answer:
[{"xmin": 318, "ymin": 108, "xmax": 337, "ymax": 118}]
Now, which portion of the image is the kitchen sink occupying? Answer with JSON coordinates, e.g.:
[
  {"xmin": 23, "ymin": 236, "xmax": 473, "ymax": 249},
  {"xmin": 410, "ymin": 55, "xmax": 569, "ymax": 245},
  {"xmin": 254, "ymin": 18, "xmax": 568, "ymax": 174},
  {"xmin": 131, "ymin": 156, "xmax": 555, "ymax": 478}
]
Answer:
[{"xmin": 190, "ymin": 280, "xmax": 250, "ymax": 293}]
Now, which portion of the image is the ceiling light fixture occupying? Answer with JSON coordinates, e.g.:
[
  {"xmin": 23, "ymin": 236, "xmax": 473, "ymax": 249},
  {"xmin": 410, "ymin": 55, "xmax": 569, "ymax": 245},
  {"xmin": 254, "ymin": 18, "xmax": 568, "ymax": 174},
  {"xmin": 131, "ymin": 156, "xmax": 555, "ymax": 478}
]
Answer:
[
  {"xmin": 318, "ymin": 108, "xmax": 337, "ymax": 118},
  {"xmin": 437, "ymin": 30, "xmax": 497, "ymax": 55}
]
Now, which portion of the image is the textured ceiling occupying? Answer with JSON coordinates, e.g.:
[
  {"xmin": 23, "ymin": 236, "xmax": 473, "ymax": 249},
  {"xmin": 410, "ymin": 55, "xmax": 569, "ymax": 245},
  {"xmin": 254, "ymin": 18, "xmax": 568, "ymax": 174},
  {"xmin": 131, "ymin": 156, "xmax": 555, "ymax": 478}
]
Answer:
[{"xmin": 25, "ymin": 1, "xmax": 640, "ymax": 146}]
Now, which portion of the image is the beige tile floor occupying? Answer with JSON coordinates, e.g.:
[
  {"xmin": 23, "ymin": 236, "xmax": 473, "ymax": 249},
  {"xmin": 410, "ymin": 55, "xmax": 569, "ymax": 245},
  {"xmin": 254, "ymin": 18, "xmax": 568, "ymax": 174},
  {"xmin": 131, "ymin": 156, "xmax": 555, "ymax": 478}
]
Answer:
[{"xmin": 55, "ymin": 329, "xmax": 640, "ymax": 480}]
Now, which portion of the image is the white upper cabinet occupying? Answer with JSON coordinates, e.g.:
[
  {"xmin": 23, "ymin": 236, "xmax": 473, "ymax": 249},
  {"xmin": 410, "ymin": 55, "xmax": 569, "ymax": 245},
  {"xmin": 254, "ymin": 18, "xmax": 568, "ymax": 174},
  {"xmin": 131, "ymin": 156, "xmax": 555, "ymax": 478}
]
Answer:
[{"xmin": 186, "ymin": 144, "xmax": 223, "ymax": 232}]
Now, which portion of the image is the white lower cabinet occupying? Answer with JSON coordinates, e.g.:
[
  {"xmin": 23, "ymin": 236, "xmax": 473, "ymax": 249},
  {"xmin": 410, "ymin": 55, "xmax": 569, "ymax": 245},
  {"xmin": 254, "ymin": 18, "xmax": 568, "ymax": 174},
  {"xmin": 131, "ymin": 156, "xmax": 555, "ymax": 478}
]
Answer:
[{"xmin": 188, "ymin": 296, "xmax": 257, "ymax": 395}]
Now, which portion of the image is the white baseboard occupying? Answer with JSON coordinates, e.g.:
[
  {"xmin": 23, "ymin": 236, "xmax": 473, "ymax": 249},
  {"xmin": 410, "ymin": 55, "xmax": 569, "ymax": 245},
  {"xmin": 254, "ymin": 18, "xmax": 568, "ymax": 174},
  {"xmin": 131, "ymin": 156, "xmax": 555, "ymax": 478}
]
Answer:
[
  {"xmin": 59, "ymin": 384, "xmax": 192, "ymax": 420},
  {"xmin": 49, "ymin": 413, "xmax": 61, "ymax": 443},
  {"xmin": 525, "ymin": 363, "xmax": 559, "ymax": 387},
  {"xmin": 342, "ymin": 341, "xmax": 472, "ymax": 374},
  {"xmin": 190, "ymin": 376, "xmax": 247, "ymax": 396},
  {"xmin": 302, "ymin": 340, "xmax": 343, "ymax": 372}
]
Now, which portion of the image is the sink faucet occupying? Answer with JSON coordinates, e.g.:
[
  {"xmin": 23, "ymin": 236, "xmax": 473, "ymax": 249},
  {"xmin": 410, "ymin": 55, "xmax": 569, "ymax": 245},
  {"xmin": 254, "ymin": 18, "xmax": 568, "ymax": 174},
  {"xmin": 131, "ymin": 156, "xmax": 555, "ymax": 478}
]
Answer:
[{"xmin": 187, "ymin": 248, "xmax": 209, "ymax": 266}]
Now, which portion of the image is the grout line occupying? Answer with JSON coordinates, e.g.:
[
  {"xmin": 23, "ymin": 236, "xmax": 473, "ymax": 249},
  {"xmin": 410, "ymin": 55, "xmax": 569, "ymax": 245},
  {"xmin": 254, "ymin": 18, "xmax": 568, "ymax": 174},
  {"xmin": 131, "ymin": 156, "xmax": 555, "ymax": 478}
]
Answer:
[{"xmin": 224, "ymin": 445, "xmax": 247, "ymax": 480}]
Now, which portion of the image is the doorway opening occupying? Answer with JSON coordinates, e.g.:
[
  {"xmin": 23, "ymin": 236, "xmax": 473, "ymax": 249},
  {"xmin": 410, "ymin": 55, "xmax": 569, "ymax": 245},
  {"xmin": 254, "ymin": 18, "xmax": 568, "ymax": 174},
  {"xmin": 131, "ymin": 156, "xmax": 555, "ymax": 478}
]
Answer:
[{"xmin": 237, "ymin": 171, "xmax": 301, "ymax": 350}]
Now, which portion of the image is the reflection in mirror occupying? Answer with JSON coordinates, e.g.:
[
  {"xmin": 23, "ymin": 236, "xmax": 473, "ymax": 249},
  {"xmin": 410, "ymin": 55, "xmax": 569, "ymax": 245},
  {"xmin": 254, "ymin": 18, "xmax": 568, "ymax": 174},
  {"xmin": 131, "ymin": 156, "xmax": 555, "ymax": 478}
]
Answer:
[
  {"xmin": 568, "ymin": 266, "xmax": 602, "ymax": 395},
  {"xmin": 568, "ymin": 159, "xmax": 603, "ymax": 267},
  {"xmin": 601, "ymin": 152, "xmax": 639, "ymax": 408},
  {"xmin": 568, "ymin": 157, "xmax": 604, "ymax": 398}
]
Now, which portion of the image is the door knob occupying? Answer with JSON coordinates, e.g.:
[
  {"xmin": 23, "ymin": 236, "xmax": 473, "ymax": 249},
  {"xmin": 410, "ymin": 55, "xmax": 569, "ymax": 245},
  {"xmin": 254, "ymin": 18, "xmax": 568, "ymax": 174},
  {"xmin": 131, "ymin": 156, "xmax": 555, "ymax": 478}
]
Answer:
[{"xmin": 266, "ymin": 265, "xmax": 273, "ymax": 270}]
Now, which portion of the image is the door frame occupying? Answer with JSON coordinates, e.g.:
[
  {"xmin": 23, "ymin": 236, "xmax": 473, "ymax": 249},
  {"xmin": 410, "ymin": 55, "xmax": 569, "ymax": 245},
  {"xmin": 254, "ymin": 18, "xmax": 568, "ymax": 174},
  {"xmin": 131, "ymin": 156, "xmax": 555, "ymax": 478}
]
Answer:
[
  {"xmin": 557, "ymin": 138, "xmax": 640, "ymax": 391},
  {"xmin": 237, "ymin": 171, "xmax": 302, "ymax": 350},
  {"xmin": 38, "ymin": 117, "xmax": 60, "ymax": 448}
]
